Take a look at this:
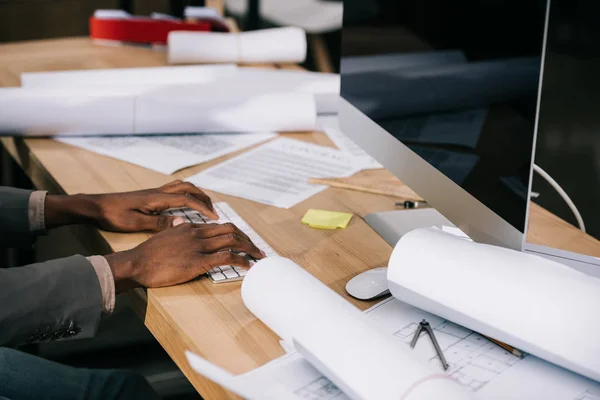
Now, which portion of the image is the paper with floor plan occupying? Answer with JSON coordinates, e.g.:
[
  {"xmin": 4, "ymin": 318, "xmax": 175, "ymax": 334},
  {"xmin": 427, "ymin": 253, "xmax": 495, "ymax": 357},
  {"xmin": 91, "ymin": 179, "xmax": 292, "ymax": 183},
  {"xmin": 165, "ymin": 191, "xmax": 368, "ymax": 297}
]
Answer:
[
  {"xmin": 324, "ymin": 128, "xmax": 383, "ymax": 170},
  {"xmin": 365, "ymin": 297, "xmax": 600, "ymax": 400},
  {"xmin": 56, "ymin": 132, "xmax": 277, "ymax": 174},
  {"xmin": 186, "ymin": 350, "xmax": 349, "ymax": 400},
  {"xmin": 187, "ymin": 138, "xmax": 364, "ymax": 208},
  {"xmin": 186, "ymin": 295, "xmax": 600, "ymax": 400}
]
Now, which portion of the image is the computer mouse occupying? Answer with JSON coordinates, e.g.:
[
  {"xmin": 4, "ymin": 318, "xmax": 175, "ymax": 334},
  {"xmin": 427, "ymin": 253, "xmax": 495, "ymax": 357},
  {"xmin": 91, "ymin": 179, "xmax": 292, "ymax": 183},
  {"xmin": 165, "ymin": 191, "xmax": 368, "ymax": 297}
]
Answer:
[{"xmin": 345, "ymin": 267, "xmax": 390, "ymax": 300}]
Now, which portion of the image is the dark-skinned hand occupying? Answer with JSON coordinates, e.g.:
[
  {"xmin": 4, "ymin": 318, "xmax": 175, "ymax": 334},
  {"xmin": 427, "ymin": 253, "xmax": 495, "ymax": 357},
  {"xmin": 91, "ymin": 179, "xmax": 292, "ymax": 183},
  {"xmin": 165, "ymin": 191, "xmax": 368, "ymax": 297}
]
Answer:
[
  {"xmin": 105, "ymin": 222, "xmax": 266, "ymax": 292},
  {"xmin": 44, "ymin": 180, "xmax": 218, "ymax": 232}
]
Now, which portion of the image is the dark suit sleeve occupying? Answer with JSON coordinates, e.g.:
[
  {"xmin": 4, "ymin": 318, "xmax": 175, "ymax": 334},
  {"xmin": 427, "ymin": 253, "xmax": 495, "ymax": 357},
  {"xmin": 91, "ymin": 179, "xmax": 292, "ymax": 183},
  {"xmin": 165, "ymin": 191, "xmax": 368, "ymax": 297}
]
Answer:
[
  {"xmin": 0, "ymin": 255, "xmax": 103, "ymax": 346},
  {"xmin": 0, "ymin": 187, "xmax": 34, "ymax": 248}
]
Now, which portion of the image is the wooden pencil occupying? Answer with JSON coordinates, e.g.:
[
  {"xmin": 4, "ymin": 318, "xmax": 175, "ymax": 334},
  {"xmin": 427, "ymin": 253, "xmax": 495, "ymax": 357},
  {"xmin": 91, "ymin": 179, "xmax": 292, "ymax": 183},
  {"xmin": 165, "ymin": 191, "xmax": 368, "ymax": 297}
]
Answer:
[{"xmin": 482, "ymin": 334, "xmax": 524, "ymax": 358}]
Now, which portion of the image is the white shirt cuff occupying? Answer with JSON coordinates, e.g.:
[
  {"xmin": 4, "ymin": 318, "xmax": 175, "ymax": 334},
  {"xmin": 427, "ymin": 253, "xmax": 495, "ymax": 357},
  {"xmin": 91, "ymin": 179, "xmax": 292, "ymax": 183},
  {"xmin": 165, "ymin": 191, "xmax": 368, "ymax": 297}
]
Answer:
[
  {"xmin": 87, "ymin": 255, "xmax": 116, "ymax": 315},
  {"xmin": 28, "ymin": 190, "xmax": 48, "ymax": 234}
]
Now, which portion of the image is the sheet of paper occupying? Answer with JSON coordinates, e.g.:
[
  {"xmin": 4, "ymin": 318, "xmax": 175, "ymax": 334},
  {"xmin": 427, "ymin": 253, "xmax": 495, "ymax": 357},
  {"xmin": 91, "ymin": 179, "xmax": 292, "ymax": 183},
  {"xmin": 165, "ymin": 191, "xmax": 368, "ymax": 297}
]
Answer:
[
  {"xmin": 324, "ymin": 128, "xmax": 383, "ymax": 170},
  {"xmin": 56, "ymin": 132, "xmax": 277, "ymax": 174},
  {"xmin": 365, "ymin": 297, "xmax": 600, "ymax": 400},
  {"xmin": 187, "ymin": 138, "xmax": 363, "ymax": 208},
  {"xmin": 187, "ymin": 350, "xmax": 349, "ymax": 400},
  {"xmin": 168, "ymin": 27, "xmax": 306, "ymax": 64}
]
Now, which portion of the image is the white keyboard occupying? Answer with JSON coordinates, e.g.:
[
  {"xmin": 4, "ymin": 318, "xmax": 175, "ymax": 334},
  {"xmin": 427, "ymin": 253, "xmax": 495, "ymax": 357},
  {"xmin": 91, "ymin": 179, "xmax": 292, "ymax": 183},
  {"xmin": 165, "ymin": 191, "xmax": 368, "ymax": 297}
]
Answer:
[{"xmin": 164, "ymin": 202, "xmax": 277, "ymax": 283}]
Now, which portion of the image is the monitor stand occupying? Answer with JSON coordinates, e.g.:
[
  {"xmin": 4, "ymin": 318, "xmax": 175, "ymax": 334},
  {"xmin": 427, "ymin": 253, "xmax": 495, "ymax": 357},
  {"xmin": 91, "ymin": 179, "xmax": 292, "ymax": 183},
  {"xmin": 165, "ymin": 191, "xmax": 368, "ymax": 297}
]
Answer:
[{"xmin": 364, "ymin": 208, "xmax": 455, "ymax": 247}]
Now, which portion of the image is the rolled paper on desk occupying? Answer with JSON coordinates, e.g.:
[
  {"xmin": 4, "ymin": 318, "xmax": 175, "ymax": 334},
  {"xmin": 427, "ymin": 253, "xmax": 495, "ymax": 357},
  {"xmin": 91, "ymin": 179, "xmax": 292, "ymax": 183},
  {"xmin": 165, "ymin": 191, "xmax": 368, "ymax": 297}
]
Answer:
[
  {"xmin": 0, "ymin": 86, "xmax": 316, "ymax": 135},
  {"xmin": 168, "ymin": 27, "xmax": 307, "ymax": 64},
  {"xmin": 0, "ymin": 88, "xmax": 135, "ymax": 135},
  {"xmin": 234, "ymin": 68, "xmax": 340, "ymax": 114},
  {"xmin": 20, "ymin": 64, "xmax": 238, "ymax": 88},
  {"xmin": 241, "ymin": 257, "xmax": 474, "ymax": 400},
  {"xmin": 342, "ymin": 57, "xmax": 541, "ymax": 120},
  {"xmin": 388, "ymin": 227, "xmax": 600, "ymax": 382},
  {"xmin": 21, "ymin": 65, "xmax": 338, "ymax": 114},
  {"xmin": 136, "ymin": 89, "xmax": 316, "ymax": 133}
]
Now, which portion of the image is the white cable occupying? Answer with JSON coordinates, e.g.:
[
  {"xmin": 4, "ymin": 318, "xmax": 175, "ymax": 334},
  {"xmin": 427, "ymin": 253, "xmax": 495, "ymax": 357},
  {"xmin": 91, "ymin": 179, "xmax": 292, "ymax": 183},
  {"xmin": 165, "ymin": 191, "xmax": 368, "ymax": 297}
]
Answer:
[{"xmin": 533, "ymin": 164, "xmax": 586, "ymax": 232}]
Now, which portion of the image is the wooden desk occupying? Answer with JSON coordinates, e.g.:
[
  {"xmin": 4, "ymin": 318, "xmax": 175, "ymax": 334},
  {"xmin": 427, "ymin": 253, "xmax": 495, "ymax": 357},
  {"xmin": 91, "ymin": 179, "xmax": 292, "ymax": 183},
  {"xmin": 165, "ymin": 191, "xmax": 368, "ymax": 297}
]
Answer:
[{"xmin": 2, "ymin": 38, "xmax": 600, "ymax": 399}]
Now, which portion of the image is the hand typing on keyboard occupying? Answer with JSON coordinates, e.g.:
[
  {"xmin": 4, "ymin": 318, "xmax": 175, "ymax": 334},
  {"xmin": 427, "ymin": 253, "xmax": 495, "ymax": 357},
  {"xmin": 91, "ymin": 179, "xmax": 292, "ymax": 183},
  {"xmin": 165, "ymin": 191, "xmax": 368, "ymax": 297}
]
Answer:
[
  {"xmin": 105, "ymin": 217, "xmax": 265, "ymax": 291},
  {"xmin": 164, "ymin": 202, "xmax": 278, "ymax": 283}
]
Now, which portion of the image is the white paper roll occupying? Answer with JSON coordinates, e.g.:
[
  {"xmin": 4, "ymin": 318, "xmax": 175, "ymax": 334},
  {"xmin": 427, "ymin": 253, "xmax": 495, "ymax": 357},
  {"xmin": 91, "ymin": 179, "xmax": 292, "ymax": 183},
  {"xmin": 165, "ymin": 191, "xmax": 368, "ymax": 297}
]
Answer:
[
  {"xmin": 135, "ymin": 86, "xmax": 316, "ymax": 133},
  {"xmin": 168, "ymin": 27, "xmax": 307, "ymax": 64},
  {"xmin": 0, "ymin": 85, "xmax": 316, "ymax": 136},
  {"xmin": 234, "ymin": 68, "xmax": 340, "ymax": 114},
  {"xmin": 238, "ymin": 27, "xmax": 307, "ymax": 64},
  {"xmin": 21, "ymin": 65, "xmax": 238, "ymax": 88},
  {"xmin": 241, "ymin": 257, "xmax": 473, "ymax": 400},
  {"xmin": 388, "ymin": 227, "xmax": 600, "ymax": 382},
  {"xmin": 0, "ymin": 88, "xmax": 135, "ymax": 135}
]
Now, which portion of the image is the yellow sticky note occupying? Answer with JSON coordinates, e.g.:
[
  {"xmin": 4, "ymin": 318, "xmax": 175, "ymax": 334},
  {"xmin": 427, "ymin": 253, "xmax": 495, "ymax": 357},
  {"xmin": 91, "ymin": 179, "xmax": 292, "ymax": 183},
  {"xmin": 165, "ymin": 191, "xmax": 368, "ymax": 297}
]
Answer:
[{"xmin": 301, "ymin": 209, "xmax": 354, "ymax": 230}]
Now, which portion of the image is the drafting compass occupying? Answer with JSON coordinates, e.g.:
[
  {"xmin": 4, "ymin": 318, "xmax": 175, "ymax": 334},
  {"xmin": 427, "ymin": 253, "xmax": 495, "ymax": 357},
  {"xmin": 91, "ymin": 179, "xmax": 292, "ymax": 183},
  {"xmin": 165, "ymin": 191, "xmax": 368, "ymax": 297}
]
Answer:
[{"xmin": 410, "ymin": 319, "xmax": 450, "ymax": 370}]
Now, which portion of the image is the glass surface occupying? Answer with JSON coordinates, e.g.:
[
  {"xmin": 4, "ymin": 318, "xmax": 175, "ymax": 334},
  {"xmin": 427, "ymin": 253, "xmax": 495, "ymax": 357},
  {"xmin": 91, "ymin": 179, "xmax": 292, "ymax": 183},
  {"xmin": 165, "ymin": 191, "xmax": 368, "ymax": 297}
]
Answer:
[
  {"xmin": 340, "ymin": 0, "xmax": 547, "ymax": 233},
  {"xmin": 530, "ymin": 0, "xmax": 600, "ymax": 249}
]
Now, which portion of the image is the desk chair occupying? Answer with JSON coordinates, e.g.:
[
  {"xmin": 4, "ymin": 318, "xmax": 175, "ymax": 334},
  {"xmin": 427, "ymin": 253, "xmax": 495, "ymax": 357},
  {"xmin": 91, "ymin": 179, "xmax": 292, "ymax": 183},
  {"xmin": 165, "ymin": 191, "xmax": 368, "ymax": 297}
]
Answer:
[{"xmin": 225, "ymin": 0, "xmax": 343, "ymax": 72}]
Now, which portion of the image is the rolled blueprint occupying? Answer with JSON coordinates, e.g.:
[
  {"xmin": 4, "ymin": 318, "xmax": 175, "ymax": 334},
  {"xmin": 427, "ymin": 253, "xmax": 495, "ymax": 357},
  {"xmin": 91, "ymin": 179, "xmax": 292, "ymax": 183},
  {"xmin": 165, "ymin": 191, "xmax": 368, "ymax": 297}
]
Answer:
[
  {"xmin": 136, "ymin": 89, "xmax": 316, "ymax": 133},
  {"xmin": 20, "ymin": 64, "xmax": 238, "ymax": 88},
  {"xmin": 0, "ymin": 88, "xmax": 135, "ymax": 135},
  {"xmin": 168, "ymin": 27, "xmax": 307, "ymax": 64},
  {"xmin": 342, "ymin": 57, "xmax": 541, "ymax": 120},
  {"xmin": 388, "ymin": 227, "xmax": 600, "ymax": 382},
  {"xmin": 21, "ymin": 66, "xmax": 338, "ymax": 115},
  {"xmin": 0, "ymin": 86, "xmax": 316, "ymax": 136},
  {"xmin": 241, "ymin": 257, "xmax": 474, "ymax": 400},
  {"xmin": 234, "ymin": 68, "xmax": 339, "ymax": 114}
]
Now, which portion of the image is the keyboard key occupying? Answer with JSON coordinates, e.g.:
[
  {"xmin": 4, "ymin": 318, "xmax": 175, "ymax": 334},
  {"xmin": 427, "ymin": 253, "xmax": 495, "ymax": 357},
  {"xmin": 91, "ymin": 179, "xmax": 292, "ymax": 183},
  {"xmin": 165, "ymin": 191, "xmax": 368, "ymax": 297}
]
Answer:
[
  {"xmin": 222, "ymin": 267, "xmax": 239, "ymax": 279},
  {"xmin": 209, "ymin": 271, "xmax": 227, "ymax": 281},
  {"xmin": 163, "ymin": 202, "xmax": 277, "ymax": 284}
]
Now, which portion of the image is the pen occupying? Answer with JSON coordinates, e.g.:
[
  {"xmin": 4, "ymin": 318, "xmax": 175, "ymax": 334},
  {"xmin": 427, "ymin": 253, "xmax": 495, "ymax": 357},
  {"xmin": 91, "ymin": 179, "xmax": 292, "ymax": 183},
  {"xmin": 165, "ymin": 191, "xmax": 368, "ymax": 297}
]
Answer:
[{"xmin": 482, "ymin": 335, "xmax": 524, "ymax": 358}]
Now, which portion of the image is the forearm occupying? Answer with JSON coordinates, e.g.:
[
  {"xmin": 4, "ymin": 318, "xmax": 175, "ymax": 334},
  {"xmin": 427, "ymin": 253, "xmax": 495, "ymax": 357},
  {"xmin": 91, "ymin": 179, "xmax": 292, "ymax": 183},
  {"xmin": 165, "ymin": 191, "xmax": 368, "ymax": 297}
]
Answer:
[{"xmin": 44, "ymin": 194, "xmax": 102, "ymax": 230}]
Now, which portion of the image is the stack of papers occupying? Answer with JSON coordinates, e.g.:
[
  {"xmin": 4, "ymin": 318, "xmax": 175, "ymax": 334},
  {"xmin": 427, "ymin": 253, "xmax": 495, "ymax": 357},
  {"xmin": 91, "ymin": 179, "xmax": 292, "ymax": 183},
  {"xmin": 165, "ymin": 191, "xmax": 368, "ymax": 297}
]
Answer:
[{"xmin": 57, "ymin": 132, "xmax": 277, "ymax": 174}]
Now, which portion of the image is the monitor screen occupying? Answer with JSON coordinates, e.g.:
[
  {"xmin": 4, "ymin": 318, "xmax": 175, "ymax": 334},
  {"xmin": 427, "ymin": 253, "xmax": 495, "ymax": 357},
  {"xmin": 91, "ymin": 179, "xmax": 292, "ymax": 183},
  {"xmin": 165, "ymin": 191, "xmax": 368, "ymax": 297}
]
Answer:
[{"xmin": 340, "ymin": 0, "xmax": 548, "ymax": 233}]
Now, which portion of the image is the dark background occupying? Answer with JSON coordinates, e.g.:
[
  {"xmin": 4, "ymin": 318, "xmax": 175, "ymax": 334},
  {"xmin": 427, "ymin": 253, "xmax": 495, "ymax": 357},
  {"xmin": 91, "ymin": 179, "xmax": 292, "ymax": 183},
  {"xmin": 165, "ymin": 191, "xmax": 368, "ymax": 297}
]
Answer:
[{"xmin": 534, "ymin": 0, "xmax": 600, "ymax": 240}]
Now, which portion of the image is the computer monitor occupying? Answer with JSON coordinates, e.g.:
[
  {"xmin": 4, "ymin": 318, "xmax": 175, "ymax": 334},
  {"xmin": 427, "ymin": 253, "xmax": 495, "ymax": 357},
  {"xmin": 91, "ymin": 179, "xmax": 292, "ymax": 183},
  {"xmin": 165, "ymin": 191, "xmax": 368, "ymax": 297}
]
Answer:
[{"xmin": 338, "ymin": 0, "xmax": 600, "ymax": 274}]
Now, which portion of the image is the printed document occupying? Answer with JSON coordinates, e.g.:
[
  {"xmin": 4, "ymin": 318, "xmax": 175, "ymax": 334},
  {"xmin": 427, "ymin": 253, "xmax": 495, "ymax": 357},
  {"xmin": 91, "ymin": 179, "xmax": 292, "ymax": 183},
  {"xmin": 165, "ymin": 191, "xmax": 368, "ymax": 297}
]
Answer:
[
  {"xmin": 56, "ymin": 132, "xmax": 277, "ymax": 175},
  {"xmin": 187, "ymin": 138, "xmax": 363, "ymax": 208},
  {"xmin": 324, "ymin": 128, "xmax": 383, "ymax": 171}
]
